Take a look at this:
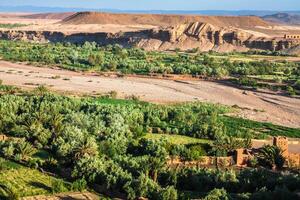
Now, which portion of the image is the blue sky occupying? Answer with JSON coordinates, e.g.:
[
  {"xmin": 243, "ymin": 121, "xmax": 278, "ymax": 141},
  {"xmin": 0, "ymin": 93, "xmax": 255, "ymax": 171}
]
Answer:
[{"xmin": 1, "ymin": 0, "xmax": 300, "ymax": 10}]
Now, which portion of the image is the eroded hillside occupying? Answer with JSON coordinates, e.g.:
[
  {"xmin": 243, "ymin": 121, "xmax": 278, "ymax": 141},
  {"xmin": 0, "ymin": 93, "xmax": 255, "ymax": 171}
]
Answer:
[
  {"xmin": 0, "ymin": 12, "xmax": 300, "ymax": 53},
  {"xmin": 62, "ymin": 12, "xmax": 271, "ymax": 28}
]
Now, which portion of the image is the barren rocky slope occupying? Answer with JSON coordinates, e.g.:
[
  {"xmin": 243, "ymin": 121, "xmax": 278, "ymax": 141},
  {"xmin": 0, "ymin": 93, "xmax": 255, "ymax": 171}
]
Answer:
[
  {"xmin": 1, "ymin": 21, "xmax": 299, "ymax": 52},
  {"xmin": 22, "ymin": 12, "xmax": 75, "ymax": 20},
  {"xmin": 1, "ymin": 12, "xmax": 300, "ymax": 53},
  {"xmin": 62, "ymin": 12, "xmax": 271, "ymax": 28},
  {"xmin": 263, "ymin": 13, "xmax": 300, "ymax": 25}
]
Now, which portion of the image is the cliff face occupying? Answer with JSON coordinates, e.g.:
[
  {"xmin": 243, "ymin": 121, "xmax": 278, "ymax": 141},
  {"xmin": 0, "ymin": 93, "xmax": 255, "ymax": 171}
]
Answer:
[
  {"xmin": 1, "ymin": 22, "xmax": 299, "ymax": 53},
  {"xmin": 143, "ymin": 22, "xmax": 253, "ymax": 50},
  {"xmin": 138, "ymin": 22, "xmax": 300, "ymax": 52}
]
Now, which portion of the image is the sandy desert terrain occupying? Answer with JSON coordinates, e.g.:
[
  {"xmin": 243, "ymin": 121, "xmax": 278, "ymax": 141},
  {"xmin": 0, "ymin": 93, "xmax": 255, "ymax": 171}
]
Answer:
[
  {"xmin": 0, "ymin": 14, "xmax": 157, "ymax": 34},
  {"xmin": 1, "ymin": 60, "xmax": 300, "ymax": 128}
]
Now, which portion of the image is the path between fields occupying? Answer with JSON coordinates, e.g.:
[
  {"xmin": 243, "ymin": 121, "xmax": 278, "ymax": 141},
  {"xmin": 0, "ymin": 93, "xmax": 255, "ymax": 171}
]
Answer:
[
  {"xmin": 21, "ymin": 192, "xmax": 99, "ymax": 200},
  {"xmin": 1, "ymin": 60, "xmax": 300, "ymax": 128}
]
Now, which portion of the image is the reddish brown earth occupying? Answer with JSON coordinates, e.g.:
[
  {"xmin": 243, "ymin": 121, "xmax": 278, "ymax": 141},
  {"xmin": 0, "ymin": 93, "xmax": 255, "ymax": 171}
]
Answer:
[
  {"xmin": 1, "ymin": 11, "xmax": 300, "ymax": 53},
  {"xmin": 62, "ymin": 12, "xmax": 271, "ymax": 28}
]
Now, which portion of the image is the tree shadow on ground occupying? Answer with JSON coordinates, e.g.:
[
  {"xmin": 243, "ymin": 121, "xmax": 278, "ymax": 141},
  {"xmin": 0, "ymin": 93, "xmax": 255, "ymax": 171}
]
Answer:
[{"xmin": 29, "ymin": 181, "xmax": 52, "ymax": 192}]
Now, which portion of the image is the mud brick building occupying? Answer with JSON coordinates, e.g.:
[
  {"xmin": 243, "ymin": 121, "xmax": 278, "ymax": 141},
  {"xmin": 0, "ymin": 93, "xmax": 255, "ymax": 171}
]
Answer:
[{"xmin": 284, "ymin": 34, "xmax": 300, "ymax": 39}]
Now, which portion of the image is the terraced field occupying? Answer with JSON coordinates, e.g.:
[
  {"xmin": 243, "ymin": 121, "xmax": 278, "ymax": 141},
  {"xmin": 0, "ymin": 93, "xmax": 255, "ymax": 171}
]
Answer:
[{"xmin": 0, "ymin": 167, "xmax": 68, "ymax": 198}]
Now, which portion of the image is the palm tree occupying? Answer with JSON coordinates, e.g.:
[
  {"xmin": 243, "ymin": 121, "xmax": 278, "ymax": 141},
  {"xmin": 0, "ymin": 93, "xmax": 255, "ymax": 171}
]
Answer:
[
  {"xmin": 49, "ymin": 114, "xmax": 65, "ymax": 141},
  {"xmin": 73, "ymin": 137, "xmax": 98, "ymax": 161},
  {"xmin": 257, "ymin": 145, "xmax": 285, "ymax": 170},
  {"xmin": 16, "ymin": 139, "xmax": 36, "ymax": 161}
]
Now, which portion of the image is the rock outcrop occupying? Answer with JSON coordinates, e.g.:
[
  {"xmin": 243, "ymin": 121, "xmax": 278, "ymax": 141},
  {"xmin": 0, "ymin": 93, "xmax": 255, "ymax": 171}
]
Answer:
[{"xmin": 1, "ymin": 22, "xmax": 300, "ymax": 53}]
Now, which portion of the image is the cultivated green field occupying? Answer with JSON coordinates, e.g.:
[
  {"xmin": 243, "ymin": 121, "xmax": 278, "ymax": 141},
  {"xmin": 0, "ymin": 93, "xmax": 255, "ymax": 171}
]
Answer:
[
  {"xmin": 0, "ymin": 23, "xmax": 28, "ymax": 29},
  {"xmin": 144, "ymin": 133, "xmax": 212, "ymax": 145},
  {"xmin": 0, "ymin": 165, "xmax": 69, "ymax": 198}
]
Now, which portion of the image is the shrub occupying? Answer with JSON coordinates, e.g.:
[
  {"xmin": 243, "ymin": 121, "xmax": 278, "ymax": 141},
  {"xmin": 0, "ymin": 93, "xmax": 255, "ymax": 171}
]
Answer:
[
  {"xmin": 294, "ymin": 79, "xmax": 300, "ymax": 90},
  {"xmin": 248, "ymin": 157, "xmax": 258, "ymax": 168},
  {"xmin": 183, "ymin": 145, "xmax": 207, "ymax": 161},
  {"xmin": 287, "ymin": 86, "xmax": 296, "ymax": 96},
  {"xmin": 203, "ymin": 188, "xmax": 230, "ymax": 200},
  {"xmin": 27, "ymin": 158, "xmax": 43, "ymax": 169},
  {"xmin": 108, "ymin": 90, "xmax": 118, "ymax": 99},
  {"xmin": 34, "ymin": 85, "xmax": 49, "ymax": 95},
  {"xmin": 158, "ymin": 186, "xmax": 178, "ymax": 200},
  {"xmin": 71, "ymin": 179, "xmax": 87, "ymax": 192},
  {"xmin": 51, "ymin": 179, "xmax": 68, "ymax": 194},
  {"xmin": 257, "ymin": 145, "xmax": 285, "ymax": 170}
]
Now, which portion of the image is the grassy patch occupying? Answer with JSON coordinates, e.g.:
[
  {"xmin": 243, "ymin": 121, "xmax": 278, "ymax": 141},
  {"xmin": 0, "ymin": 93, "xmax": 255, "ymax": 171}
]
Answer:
[
  {"xmin": 0, "ymin": 158, "xmax": 22, "ymax": 170},
  {"xmin": 144, "ymin": 133, "xmax": 212, "ymax": 145},
  {"xmin": 0, "ymin": 23, "xmax": 28, "ymax": 29},
  {"xmin": 222, "ymin": 116, "xmax": 300, "ymax": 138},
  {"xmin": 0, "ymin": 166, "xmax": 70, "ymax": 198},
  {"xmin": 92, "ymin": 97, "xmax": 148, "ymax": 106}
]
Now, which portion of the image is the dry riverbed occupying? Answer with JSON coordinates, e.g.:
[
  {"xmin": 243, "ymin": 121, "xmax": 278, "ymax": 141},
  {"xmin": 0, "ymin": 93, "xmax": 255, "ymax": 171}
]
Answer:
[{"xmin": 1, "ymin": 60, "xmax": 300, "ymax": 128}]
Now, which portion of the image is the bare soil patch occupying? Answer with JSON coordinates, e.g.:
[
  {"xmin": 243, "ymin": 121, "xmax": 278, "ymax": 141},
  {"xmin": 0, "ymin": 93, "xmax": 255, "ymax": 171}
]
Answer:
[{"xmin": 22, "ymin": 192, "xmax": 99, "ymax": 200}]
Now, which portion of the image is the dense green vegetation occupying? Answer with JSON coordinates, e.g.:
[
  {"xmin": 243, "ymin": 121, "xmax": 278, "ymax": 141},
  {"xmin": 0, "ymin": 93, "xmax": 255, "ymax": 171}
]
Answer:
[
  {"xmin": 0, "ymin": 86, "xmax": 299, "ymax": 199},
  {"xmin": 0, "ymin": 40, "xmax": 298, "ymax": 77}
]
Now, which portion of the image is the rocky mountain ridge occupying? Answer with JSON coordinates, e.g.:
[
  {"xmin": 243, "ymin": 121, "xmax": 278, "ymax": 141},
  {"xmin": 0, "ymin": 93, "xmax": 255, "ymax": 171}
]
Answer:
[
  {"xmin": 62, "ymin": 12, "xmax": 271, "ymax": 28},
  {"xmin": 0, "ymin": 21, "xmax": 299, "ymax": 53},
  {"xmin": 263, "ymin": 13, "xmax": 300, "ymax": 25}
]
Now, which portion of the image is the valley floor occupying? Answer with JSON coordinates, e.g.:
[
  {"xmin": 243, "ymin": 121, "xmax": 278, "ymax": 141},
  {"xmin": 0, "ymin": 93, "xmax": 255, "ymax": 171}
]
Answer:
[{"xmin": 1, "ymin": 60, "xmax": 300, "ymax": 128}]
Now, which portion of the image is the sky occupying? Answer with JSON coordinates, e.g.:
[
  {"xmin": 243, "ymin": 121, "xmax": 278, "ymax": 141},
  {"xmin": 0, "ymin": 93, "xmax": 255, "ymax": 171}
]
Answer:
[{"xmin": 1, "ymin": 0, "xmax": 300, "ymax": 11}]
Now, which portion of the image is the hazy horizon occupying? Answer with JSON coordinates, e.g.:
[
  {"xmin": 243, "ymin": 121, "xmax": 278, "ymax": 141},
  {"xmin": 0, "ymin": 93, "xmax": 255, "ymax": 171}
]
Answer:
[{"xmin": 1, "ymin": 0, "xmax": 300, "ymax": 11}]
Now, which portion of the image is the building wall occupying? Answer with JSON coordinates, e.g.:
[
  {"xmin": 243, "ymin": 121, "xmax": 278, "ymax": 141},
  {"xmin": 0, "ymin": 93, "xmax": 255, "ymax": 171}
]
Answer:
[
  {"xmin": 168, "ymin": 156, "xmax": 235, "ymax": 168},
  {"xmin": 284, "ymin": 34, "xmax": 300, "ymax": 39},
  {"xmin": 273, "ymin": 136, "xmax": 289, "ymax": 157},
  {"xmin": 168, "ymin": 137, "xmax": 300, "ymax": 169},
  {"xmin": 273, "ymin": 137, "xmax": 300, "ymax": 168},
  {"xmin": 288, "ymin": 154, "xmax": 300, "ymax": 168},
  {"xmin": 0, "ymin": 134, "xmax": 8, "ymax": 141}
]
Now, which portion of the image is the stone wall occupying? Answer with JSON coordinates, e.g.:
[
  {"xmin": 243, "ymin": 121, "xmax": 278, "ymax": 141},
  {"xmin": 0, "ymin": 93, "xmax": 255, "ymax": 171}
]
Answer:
[{"xmin": 168, "ymin": 156, "xmax": 235, "ymax": 168}]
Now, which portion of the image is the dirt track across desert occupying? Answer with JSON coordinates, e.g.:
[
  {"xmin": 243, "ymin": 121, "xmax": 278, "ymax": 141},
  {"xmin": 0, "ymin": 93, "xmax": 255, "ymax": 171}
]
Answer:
[{"xmin": 1, "ymin": 60, "xmax": 300, "ymax": 128}]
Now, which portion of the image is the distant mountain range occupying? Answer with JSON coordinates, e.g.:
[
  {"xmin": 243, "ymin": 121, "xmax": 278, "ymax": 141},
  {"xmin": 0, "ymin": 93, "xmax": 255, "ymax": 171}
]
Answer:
[
  {"xmin": 263, "ymin": 13, "xmax": 300, "ymax": 25},
  {"xmin": 1, "ymin": 5, "xmax": 300, "ymax": 17}
]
